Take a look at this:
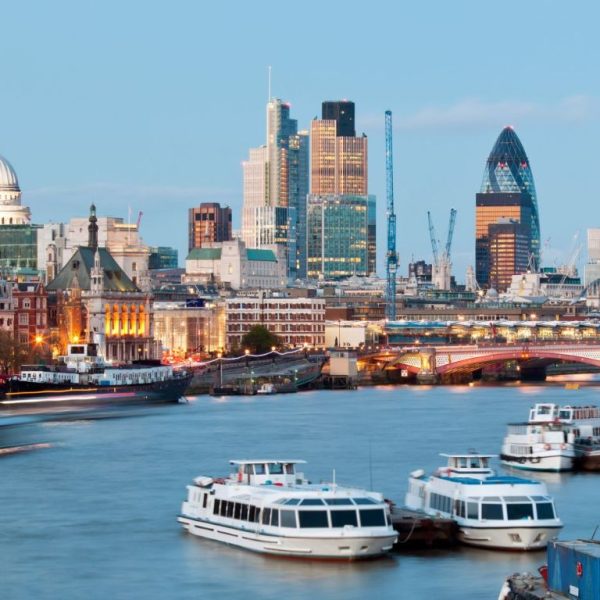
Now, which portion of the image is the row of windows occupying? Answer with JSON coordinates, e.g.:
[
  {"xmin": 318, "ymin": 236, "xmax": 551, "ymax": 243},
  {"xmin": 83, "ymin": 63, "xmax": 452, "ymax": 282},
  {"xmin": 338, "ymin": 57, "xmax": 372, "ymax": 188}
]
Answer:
[
  {"xmin": 455, "ymin": 500, "xmax": 554, "ymax": 521},
  {"xmin": 212, "ymin": 499, "xmax": 387, "ymax": 529}
]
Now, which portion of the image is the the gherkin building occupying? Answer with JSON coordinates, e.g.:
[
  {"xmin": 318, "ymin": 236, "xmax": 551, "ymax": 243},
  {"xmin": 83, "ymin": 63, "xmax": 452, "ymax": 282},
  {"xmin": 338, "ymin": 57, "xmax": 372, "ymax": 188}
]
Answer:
[{"xmin": 480, "ymin": 126, "xmax": 540, "ymax": 267}]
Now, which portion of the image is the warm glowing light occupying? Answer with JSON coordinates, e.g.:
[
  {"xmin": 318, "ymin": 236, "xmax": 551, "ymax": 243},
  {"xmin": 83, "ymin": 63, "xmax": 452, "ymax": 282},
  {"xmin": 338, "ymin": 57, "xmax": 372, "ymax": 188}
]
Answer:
[
  {"xmin": 34, "ymin": 335, "xmax": 43, "ymax": 344},
  {"xmin": 72, "ymin": 335, "xmax": 80, "ymax": 343},
  {"xmin": 244, "ymin": 349, "xmax": 250, "ymax": 355},
  {"xmin": 271, "ymin": 346, "xmax": 276, "ymax": 352}
]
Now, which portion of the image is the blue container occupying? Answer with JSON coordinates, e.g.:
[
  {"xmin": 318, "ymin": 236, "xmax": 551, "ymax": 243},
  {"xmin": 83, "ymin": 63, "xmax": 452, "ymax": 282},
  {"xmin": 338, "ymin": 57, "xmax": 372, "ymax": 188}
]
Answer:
[{"xmin": 547, "ymin": 540, "xmax": 600, "ymax": 599}]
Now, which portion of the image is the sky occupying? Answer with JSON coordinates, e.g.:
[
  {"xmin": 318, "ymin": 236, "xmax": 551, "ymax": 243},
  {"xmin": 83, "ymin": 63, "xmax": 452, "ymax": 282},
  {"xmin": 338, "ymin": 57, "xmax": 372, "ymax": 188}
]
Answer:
[{"xmin": 1, "ymin": 0, "xmax": 599, "ymax": 280}]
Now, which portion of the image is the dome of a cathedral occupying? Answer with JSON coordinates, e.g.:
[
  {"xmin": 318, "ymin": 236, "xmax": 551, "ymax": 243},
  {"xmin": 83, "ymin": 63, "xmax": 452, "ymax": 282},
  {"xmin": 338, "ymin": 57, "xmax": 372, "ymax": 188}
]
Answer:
[{"xmin": 0, "ymin": 155, "xmax": 20, "ymax": 192}]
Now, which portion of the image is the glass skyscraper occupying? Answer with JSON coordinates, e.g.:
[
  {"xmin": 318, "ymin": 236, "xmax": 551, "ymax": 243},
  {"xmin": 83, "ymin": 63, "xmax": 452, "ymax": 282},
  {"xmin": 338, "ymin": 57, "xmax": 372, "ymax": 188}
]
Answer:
[
  {"xmin": 476, "ymin": 126, "xmax": 540, "ymax": 287},
  {"xmin": 307, "ymin": 195, "xmax": 376, "ymax": 279}
]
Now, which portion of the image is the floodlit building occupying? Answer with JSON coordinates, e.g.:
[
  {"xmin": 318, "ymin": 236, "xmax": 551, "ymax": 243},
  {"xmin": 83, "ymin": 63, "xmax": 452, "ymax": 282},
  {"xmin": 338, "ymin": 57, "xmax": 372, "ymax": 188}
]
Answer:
[{"xmin": 188, "ymin": 203, "xmax": 232, "ymax": 251}]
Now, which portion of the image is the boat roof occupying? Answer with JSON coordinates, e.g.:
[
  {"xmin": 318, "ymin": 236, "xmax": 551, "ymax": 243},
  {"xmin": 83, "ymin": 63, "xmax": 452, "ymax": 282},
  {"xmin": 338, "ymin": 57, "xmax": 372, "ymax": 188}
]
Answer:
[
  {"xmin": 442, "ymin": 475, "xmax": 540, "ymax": 486},
  {"xmin": 229, "ymin": 459, "xmax": 307, "ymax": 466},
  {"xmin": 440, "ymin": 453, "xmax": 496, "ymax": 458}
]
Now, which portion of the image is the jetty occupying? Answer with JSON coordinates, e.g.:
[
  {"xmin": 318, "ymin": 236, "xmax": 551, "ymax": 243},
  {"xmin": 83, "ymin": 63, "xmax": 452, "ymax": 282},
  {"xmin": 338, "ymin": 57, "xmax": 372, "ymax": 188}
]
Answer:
[{"xmin": 390, "ymin": 506, "xmax": 457, "ymax": 548}]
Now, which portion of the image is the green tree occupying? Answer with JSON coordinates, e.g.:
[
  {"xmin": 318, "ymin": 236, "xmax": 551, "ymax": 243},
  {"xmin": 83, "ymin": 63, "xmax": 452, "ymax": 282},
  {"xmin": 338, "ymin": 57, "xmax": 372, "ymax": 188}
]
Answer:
[{"xmin": 241, "ymin": 325, "xmax": 281, "ymax": 354}]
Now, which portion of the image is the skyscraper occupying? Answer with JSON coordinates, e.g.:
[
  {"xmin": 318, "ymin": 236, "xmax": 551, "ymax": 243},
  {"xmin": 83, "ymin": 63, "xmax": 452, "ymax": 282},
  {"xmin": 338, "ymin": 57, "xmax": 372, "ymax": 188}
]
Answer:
[
  {"xmin": 488, "ymin": 219, "xmax": 529, "ymax": 292},
  {"xmin": 188, "ymin": 203, "xmax": 232, "ymax": 251},
  {"xmin": 242, "ymin": 99, "xmax": 308, "ymax": 279},
  {"xmin": 475, "ymin": 127, "xmax": 540, "ymax": 288},
  {"xmin": 322, "ymin": 101, "xmax": 355, "ymax": 137},
  {"xmin": 307, "ymin": 101, "xmax": 374, "ymax": 279}
]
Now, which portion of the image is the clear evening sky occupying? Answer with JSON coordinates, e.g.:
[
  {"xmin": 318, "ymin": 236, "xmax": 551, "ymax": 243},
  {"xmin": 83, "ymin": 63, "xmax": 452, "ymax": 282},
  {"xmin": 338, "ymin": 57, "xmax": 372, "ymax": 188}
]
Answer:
[{"xmin": 1, "ymin": 1, "xmax": 598, "ymax": 278}]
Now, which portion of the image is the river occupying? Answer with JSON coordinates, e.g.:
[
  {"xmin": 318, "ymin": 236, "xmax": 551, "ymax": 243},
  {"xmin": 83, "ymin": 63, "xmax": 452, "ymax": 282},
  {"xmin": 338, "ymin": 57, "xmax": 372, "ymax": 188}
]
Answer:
[{"xmin": 2, "ymin": 383, "xmax": 600, "ymax": 599}]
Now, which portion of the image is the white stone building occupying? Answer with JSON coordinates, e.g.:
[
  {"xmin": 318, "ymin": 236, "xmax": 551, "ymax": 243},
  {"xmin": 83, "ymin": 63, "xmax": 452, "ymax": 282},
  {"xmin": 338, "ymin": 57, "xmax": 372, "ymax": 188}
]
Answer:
[
  {"xmin": 184, "ymin": 239, "xmax": 287, "ymax": 290},
  {"xmin": 0, "ymin": 154, "xmax": 30, "ymax": 225}
]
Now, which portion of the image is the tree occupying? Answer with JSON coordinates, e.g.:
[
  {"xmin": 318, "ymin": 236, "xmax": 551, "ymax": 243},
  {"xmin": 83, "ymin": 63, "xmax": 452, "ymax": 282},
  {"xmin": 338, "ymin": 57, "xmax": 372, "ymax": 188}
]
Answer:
[
  {"xmin": 0, "ymin": 331, "xmax": 31, "ymax": 375},
  {"xmin": 241, "ymin": 325, "xmax": 281, "ymax": 354}
]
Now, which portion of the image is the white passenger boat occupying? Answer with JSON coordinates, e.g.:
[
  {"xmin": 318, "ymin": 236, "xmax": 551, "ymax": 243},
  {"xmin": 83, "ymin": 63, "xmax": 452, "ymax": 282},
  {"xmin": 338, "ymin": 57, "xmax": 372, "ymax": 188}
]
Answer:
[
  {"xmin": 178, "ymin": 459, "xmax": 397, "ymax": 560},
  {"xmin": 500, "ymin": 403, "xmax": 576, "ymax": 472},
  {"xmin": 405, "ymin": 453, "xmax": 562, "ymax": 550},
  {"xmin": 556, "ymin": 404, "xmax": 600, "ymax": 471}
]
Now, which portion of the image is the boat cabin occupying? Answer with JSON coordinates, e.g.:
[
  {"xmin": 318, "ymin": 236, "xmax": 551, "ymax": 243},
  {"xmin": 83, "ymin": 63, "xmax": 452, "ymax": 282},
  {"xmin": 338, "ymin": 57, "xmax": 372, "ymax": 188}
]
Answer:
[
  {"xmin": 528, "ymin": 403, "xmax": 560, "ymax": 423},
  {"xmin": 437, "ymin": 453, "xmax": 495, "ymax": 480},
  {"xmin": 229, "ymin": 459, "xmax": 306, "ymax": 487}
]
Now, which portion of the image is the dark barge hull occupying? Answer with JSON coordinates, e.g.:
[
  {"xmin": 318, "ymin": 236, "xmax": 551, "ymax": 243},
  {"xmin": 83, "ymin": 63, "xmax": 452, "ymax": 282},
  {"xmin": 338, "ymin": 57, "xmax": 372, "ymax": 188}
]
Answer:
[{"xmin": 0, "ymin": 375, "xmax": 193, "ymax": 411}]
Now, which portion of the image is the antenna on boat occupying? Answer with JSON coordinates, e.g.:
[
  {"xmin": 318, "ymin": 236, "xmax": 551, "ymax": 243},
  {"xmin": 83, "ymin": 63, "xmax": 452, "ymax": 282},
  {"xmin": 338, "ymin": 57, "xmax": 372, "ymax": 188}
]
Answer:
[
  {"xmin": 592, "ymin": 525, "xmax": 599, "ymax": 540},
  {"xmin": 332, "ymin": 468, "xmax": 336, "ymax": 488},
  {"xmin": 369, "ymin": 440, "xmax": 373, "ymax": 490}
]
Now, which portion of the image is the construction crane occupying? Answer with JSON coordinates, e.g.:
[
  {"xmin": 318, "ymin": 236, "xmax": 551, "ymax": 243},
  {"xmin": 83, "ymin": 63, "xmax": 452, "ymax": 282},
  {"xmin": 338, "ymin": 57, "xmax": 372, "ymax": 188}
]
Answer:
[
  {"xmin": 428, "ymin": 208, "xmax": 457, "ymax": 290},
  {"xmin": 385, "ymin": 110, "xmax": 398, "ymax": 321}
]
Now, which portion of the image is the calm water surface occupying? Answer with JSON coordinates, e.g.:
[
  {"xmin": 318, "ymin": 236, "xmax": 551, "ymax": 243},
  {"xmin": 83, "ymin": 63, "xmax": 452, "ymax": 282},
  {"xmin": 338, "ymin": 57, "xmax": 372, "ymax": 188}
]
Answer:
[{"xmin": 3, "ymin": 384, "xmax": 600, "ymax": 599}]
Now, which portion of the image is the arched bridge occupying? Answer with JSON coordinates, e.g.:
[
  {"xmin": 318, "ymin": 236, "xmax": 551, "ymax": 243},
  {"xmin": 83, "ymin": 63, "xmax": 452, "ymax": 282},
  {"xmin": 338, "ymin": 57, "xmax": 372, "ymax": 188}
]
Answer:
[{"xmin": 364, "ymin": 342, "xmax": 600, "ymax": 383}]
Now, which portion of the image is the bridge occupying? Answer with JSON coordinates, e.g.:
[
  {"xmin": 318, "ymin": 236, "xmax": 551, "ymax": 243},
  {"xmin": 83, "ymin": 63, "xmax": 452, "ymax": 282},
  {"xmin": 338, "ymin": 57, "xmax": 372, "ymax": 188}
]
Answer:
[{"xmin": 362, "ymin": 342, "xmax": 600, "ymax": 384}]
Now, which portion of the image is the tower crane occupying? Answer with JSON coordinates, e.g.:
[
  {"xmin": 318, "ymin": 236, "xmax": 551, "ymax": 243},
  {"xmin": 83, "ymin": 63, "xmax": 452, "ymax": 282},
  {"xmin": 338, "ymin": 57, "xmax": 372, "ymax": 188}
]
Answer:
[
  {"xmin": 428, "ymin": 208, "xmax": 457, "ymax": 290},
  {"xmin": 385, "ymin": 110, "xmax": 398, "ymax": 321}
]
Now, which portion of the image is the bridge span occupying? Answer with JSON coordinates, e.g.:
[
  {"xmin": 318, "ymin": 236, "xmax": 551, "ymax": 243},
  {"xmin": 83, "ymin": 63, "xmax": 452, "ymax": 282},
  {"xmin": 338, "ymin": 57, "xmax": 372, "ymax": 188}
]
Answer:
[{"xmin": 362, "ymin": 341, "xmax": 600, "ymax": 384}]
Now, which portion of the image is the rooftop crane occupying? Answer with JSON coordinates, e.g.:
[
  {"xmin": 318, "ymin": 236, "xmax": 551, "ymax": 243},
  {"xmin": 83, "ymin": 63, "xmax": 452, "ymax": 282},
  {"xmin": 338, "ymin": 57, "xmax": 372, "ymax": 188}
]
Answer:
[{"xmin": 385, "ymin": 110, "xmax": 398, "ymax": 321}]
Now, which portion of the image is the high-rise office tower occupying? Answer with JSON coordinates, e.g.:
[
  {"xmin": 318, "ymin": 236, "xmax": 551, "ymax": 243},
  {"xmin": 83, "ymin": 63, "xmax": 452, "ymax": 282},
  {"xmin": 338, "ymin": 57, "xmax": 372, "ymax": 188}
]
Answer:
[
  {"xmin": 188, "ymin": 203, "xmax": 232, "ymax": 251},
  {"xmin": 488, "ymin": 219, "xmax": 529, "ymax": 292},
  {"xmin": 322, "ymin": 101, "xmax": 355, "ymax": 137},
  {"xmin": 307, "ymin": 101, "xmax": 374, "ymax": 279},
  {"xmin": 476, "ymin": 126, "xmax": 540, "ymax": 288},
  {"xmin": 242, "ymin": 99, "xmax": 308, "ymax": 279}
]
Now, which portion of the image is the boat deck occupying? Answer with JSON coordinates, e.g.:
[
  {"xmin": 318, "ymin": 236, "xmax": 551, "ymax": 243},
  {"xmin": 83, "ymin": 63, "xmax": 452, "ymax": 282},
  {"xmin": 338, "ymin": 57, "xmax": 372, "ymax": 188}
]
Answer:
[{"xmin": 390, "ymin": 506, "xmax": 458, "ymax": 548}]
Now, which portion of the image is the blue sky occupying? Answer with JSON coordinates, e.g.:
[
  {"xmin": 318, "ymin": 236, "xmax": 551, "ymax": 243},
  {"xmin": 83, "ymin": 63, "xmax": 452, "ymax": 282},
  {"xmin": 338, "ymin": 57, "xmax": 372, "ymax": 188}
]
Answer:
[{"xmin": 1, "ymin": 0, "xmax": 598, "ymax": 278}]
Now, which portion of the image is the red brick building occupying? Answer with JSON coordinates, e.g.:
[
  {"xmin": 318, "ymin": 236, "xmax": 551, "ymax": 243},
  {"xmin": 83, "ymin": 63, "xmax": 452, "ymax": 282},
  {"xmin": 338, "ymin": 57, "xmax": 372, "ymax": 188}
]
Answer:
[{"xmin": 13, "ymin": 281, "xmax": 48, "ymax": 346}]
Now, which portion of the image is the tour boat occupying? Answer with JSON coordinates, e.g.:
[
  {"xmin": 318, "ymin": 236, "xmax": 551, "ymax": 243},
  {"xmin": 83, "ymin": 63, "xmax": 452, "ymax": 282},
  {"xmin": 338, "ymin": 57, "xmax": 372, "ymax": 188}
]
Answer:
[
  {"xmin": 178, "ymin": 459, "xmax": 398, "ymax": 560},
  {"xmin": 0, "ymin": 343, "xmax": 192, "ymax": 410},
  {"xmin": 557, "ymin": 404, "xmax": 600, "ymax": 471},
  {"xmin": 404, "ymin": 453, "xmax": 562, "ymax": 550},
  {"xmin": 500, "ymin": 403, "xmax": 576, "ymax": 472}
]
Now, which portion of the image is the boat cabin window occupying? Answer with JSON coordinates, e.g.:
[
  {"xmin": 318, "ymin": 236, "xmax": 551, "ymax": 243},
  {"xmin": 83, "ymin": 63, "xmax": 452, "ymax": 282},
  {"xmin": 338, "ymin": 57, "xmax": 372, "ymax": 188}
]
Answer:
[
  {"xmin": 262, "ymin": 508, "xmax": 271, "ymax": 525},
  {"xmin": 506, "ymin": 503, "xmax": 533, "ymax": 521},
  {"xmin": 243, "ymin": 465, "xmax": 253, "ymax": 475},
  {"xmin": 270, "ymin": 509, "xmax": 279, "ymax": 527},
  {"xmin": 458, "ymin": 457, "xmax": 468, "ymax": 468},
  {"xmin": 535, "ymin": 502, "xmax": 555, "ymax": 520},
  {"xmin": 268, "ymin": 463, "xmax": 284, "ymax": 475},
  {"xmin": 481, "ymin": 503, "xmax": 503, "ymax": 520},
  {"xmin": 284, "ymin": 463, "xmax": 295, "ymax": 475},
  {"xmin": 300, "ymin": 499, "xmax": 325, "ymax": 506},
  {"xmin": 467, "ymin": 502, "xmax": 479, "ymax": 519},
  {"xmin": 283, "ymin": 498, "xmax": 302, "ymax": 505},
  {"xmin": 298, "ymin": 510, "xmax": 329, "ymax": 528},
  {"xmin": 280, "ymin": 510, "xmax": 297, "ymax": 528},
  {"xmin": 234, "ymin": 503, "xmax": 242, "ymax": 519},
  {"xmin": 352, "ymin": 497, "xmax": 377, "ymax": 505},
  {"xmin": 559, "ymin": 410, "xmax": 572, "ymax": 420},
  {"xmin": 330, "ymin": 510, "xmax": 358, "ymax": 527},
  {"xmin": 254, "ymin": 464, "xmax": 266, "ymax": 475},
  {"xmin": 203, "ymin": 494, "xmax": 208, "ymax": 509},
  {"xmin": 359, "ymin": 509, "xmax": 386, "ymax": 527},
  {"xmin": 213, "ymin": 499, "xmax": 220, "ymax": 515},
  {"xmin": 241, "ymin": 505, "xmax": 248, "ymax": 520},
  {"xmin": 325, "ymin": 498, "xmax": 354, "ymax": 506}
]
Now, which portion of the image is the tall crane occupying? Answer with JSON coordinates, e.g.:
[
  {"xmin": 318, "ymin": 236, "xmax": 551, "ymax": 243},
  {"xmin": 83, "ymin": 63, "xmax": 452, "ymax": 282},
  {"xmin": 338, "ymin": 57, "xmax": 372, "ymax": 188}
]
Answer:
[
  {"xmin": 385, "ymin": 110, "xmax": 398, "ymax": 321},
  {"xmin": 428, "ymin": 208, "xmax": 457, "ymax": 290}
]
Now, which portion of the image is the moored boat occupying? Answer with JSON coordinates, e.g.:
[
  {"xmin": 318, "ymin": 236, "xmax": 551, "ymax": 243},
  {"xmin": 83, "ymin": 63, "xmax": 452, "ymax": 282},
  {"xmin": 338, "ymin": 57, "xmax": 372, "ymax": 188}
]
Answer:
[
  {"xmin": 0, "ymin": 343, "xmax": 192, "ymax": 411},
  {"xmin": 405, "ymin": 453, "xmax": 562, "ymax": 550},
  {"xmin": 500, "ymin": 404, "xmax": 576, "ymax": 472},
  {"xmin": 178, "ymin": 459, "xmax": 397, "ymax": 560}
]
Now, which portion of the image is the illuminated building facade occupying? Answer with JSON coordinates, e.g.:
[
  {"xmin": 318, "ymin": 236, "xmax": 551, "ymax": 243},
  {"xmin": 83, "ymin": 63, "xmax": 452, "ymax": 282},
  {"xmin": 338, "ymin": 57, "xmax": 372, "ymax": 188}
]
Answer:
[
  {"xmin": 488, "ymin": 220, "xmax": 529, "ymax": 292},
  {"xmin": 47, "ymin": 205, "xmax": 159, "ymax": 361},
  {"xmin": 307, "ymin": 101, "xmax": 374, "ymax": 279},
  {"xmin": 188, "ymin": 203, "xmax": 232, "ymax": 251},
  {"xmin": 476, "ymin": 127, "xmax": 540, "ymax": 287}
]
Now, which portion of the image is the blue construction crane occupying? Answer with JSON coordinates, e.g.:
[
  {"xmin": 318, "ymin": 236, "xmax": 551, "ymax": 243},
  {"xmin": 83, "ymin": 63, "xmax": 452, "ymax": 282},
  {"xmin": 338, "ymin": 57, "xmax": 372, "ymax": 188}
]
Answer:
[{"xmin": 385, "ymin": 110, "xmax": 398, "ymax": 321}]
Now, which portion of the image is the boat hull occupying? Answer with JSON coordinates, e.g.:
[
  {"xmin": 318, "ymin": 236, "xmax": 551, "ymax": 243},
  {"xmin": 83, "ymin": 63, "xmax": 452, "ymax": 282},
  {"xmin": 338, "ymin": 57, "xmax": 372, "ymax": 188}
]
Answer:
[
  {"xmin": 178, "ymin": 515, "xmax": 396, "ymax": 560},
  {"xmin": 500, "ymin": 453, "xmax": 574, "ymax": 472},
  {"xmin": 0, "ymin": 374, "xmax": 192, "ymax": 411},
  {"xmin": 458, "ymin": 525, "xmax": 561, "ymax": 550},
  {"xmin": 574, "ymin": 450, "xmax": 600, "ymax": 471}
]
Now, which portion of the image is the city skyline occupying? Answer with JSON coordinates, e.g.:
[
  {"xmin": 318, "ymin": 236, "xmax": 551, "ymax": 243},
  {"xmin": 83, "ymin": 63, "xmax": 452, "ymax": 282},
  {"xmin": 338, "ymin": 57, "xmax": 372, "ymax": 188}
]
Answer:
[{"xmin": 1, "ymin": 1, "xmax": 599, "ymax": 278}]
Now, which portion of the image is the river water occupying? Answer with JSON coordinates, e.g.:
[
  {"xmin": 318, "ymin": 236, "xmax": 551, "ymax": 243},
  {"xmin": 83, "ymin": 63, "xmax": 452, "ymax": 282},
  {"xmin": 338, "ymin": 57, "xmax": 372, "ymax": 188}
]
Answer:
[{"xmin": 3, "ymin": 383, "xmax": 600, "ymax": 599}]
